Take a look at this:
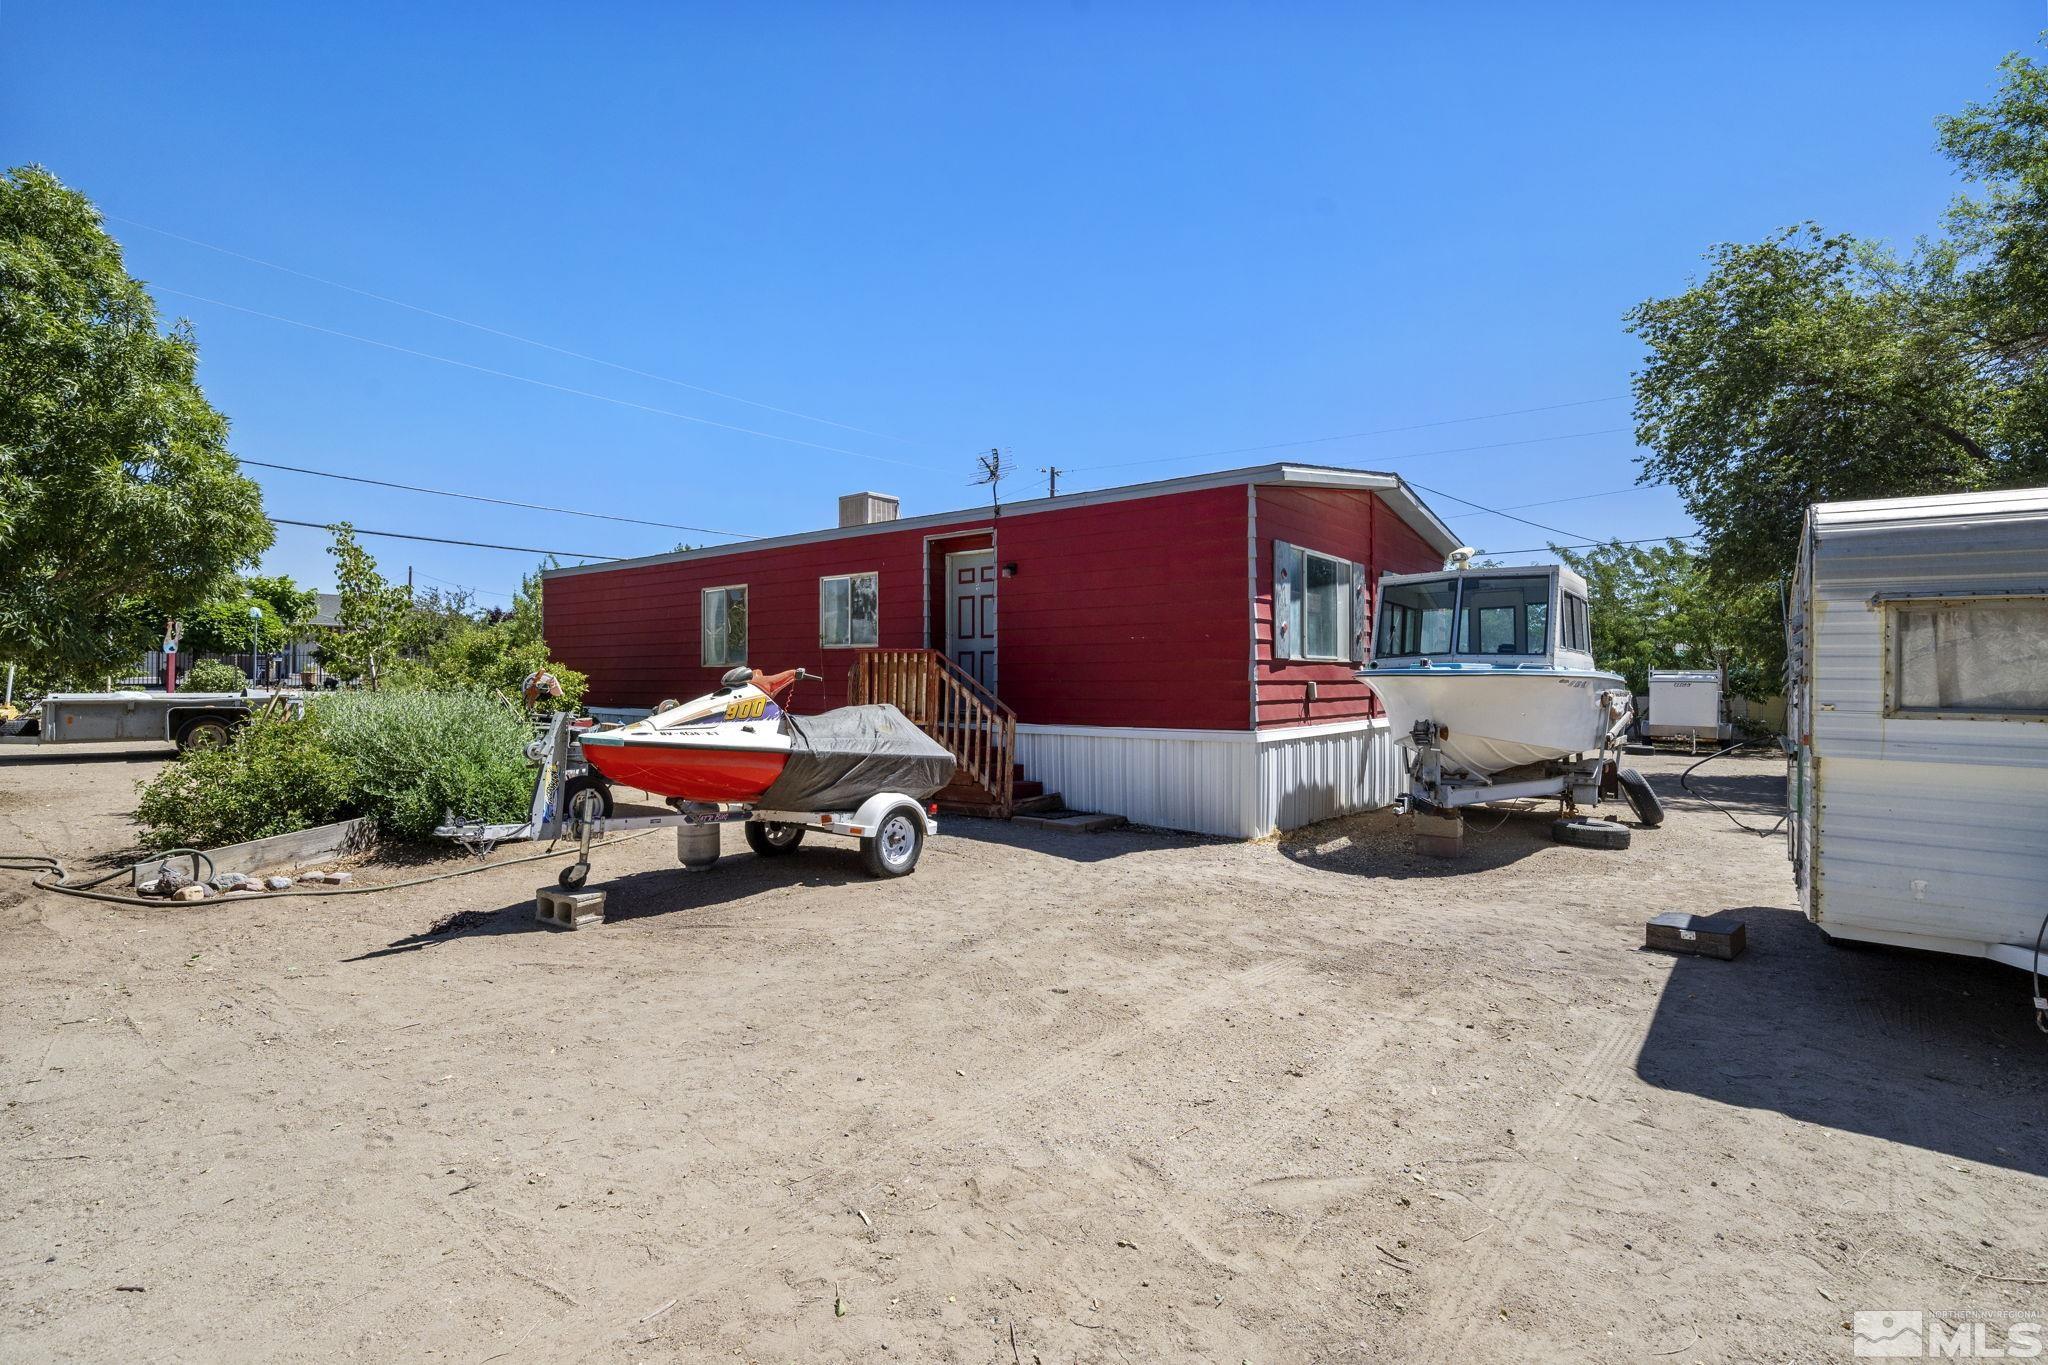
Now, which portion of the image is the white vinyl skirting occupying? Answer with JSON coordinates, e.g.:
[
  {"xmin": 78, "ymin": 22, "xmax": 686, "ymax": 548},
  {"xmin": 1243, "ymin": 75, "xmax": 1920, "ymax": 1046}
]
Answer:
[{"xmin": 1015, "ymin": 717, "xmax": 1401, "ymax": 839}]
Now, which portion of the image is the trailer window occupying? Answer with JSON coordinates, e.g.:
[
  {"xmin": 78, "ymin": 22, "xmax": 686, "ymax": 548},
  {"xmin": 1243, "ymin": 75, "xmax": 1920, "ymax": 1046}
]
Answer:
[
  {"xmin": 819, "ymin": 572, "xmax": 879, "ymax": 648},
  {"xmin": 1457, "ymin": 576, "xmax": 1549, "ymax": 656},
  {"xmin": 1376, "ymin": 580, "xmax": 1458, "ymax": 656},
  {"xmin": 701, "ymin": 585, "xmax": 748, "ymax": 667},
  {"xmin": 1888, "ymin": 596, "xmax": 2048, "ymax": 718}
]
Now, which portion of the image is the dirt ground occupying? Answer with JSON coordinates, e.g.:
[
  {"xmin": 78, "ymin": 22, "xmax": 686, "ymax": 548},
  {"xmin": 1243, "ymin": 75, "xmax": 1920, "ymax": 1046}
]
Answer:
[{"xmin": 2, "ymin": 743, "xmax": 2043, "ymax": 1363}]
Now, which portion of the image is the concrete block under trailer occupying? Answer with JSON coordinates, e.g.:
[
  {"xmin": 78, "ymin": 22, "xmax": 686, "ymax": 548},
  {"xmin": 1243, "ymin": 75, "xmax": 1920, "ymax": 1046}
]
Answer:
[{"xmin": 434, "ymin": 711, "xmax": 937, "ymax": 887}]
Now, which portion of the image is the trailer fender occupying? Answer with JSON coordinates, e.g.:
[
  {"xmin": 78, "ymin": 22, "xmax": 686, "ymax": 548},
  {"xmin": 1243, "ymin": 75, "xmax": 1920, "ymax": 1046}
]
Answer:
[{"xmin": 849, "ymin": 791, "xmax": 933, "ymax": 838}]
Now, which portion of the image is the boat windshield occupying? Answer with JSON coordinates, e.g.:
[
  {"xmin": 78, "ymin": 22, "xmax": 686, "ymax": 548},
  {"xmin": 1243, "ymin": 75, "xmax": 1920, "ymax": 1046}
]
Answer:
[
  {"xmin": 1456, "ymin": 576, "xmax": 1550, "ymax": 656},
  {"xmin": 1377, "ymin": 580, "xmax": 1459, "ymax": 656}
]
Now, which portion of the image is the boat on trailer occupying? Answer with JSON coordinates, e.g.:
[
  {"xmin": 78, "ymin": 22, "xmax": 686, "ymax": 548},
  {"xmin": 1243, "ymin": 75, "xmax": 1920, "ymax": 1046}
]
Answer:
[{"xmin": 1359, "ymin": 552, "xmax": 1658, "ymax": 849}]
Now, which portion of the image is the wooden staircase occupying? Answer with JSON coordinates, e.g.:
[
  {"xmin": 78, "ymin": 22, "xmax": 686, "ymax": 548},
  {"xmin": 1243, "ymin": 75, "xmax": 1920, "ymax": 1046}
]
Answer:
[{"xmin": 848, "ymin": 649, "xmax": 1060, "ymax": 819}]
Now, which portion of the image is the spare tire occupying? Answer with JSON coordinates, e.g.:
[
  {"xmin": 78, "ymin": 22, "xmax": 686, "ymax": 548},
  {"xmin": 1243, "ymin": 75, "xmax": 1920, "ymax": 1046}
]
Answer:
[
  {"xmin": 1617, "ymin": 768, "xmax": 1664, "ymax": 828},
  {"xmin": 1552, "ymin": 816, "xmax": 1631, "ymax": 850}
]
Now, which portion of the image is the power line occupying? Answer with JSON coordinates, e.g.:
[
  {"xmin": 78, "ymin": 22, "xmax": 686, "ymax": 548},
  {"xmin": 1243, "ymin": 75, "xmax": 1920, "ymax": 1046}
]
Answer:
[
  {"xmin": 1405, "ymin": 478, "xmax": 1593, "ymax": 542},
  {"xmin": 1065, "ymin": 399, "xmax": 1628, "ymax": 477},
  {"xmin": 267, "ymin": 516, "xmax": 610, "ymax": 560},
  {"xmin": 1493, "ymin": 484, "xmax": 1656, "ymax": 511},
  {"xmin": 155, "ymin": 288, "xmax": 943, "ymax": 472},
  {"xmin": 1482, "ymin": 532, "xmax": 1704, "ymax": 555},
  {"xmin": 112, "ymin": 212, "xmax": 933, "ymax": 449},
  {"xmin": 240, "ymin": 457, "xmax": 754, "ymax": 539}
]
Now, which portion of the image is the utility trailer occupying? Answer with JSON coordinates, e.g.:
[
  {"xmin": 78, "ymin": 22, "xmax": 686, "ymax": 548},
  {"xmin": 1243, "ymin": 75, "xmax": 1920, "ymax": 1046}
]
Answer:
[
  {"xmin": 1787, "ymin": 486, "xmax": 2048, "ymax": 1016},
  {"xmin": 1645, "ymin": 668, "xmax": 1732, "ymax": 750},
  {"xmin": 435, "ymin": 711, "xmax": 938, "ymax": 888},
  {"xmin": 6, "ymin": 691, "xmax": 292, "ymax": 750}
]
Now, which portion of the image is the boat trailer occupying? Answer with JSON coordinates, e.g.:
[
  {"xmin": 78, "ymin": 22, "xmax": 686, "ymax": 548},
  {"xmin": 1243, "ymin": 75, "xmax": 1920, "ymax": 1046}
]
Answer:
[
  {"xmin": 434, "ymin": 711, "xmax": 937, "ymax": 889},
  {"xmin": 1391, "ymin": 691, "xmax": 1643, "ymax": 855}
]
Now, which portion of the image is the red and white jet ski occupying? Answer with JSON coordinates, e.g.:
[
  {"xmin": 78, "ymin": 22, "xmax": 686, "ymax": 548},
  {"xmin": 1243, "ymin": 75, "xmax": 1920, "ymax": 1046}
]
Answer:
[{"xmin": 577, "ymin": 667, "xmax": 806, "ymax": 802}]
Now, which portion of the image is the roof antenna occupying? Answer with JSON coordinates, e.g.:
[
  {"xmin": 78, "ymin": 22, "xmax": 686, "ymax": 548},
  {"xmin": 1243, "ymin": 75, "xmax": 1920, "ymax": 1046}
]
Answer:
[
  {"xmin": 974, "ymin": 447, "xmax": 1009, "ymax": 516},
  {"xmin": 1445, "ymin": 546, "xmax": 1477, "ymax": 571}
]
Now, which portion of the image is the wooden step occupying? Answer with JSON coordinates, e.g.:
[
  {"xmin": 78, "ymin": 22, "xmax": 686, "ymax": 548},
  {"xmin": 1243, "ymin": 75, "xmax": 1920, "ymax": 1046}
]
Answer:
[
  {"xmin": 1013, "ymin": 779, "xmax": 1045, "ymax": 800},
  {"xmin": 1011, "ymin": 791, "xmax": 1065, "ymax": 816},
  {"xmin": 1014, "ymin": 810, "xmax": 1128, "ymax": 833}
]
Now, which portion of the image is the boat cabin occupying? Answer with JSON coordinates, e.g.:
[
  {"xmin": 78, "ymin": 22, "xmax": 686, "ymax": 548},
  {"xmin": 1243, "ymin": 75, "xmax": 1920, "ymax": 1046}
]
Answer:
[{"xmin": 1365, "ymin": 563, "xmax": 1596, "ymax": 672}]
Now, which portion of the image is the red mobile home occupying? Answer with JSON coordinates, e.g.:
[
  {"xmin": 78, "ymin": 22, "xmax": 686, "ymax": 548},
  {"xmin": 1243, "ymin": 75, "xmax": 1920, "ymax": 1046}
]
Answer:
[{"xmin": 542, "ymin": 464, "xmax": 1457, "ymax": 837}]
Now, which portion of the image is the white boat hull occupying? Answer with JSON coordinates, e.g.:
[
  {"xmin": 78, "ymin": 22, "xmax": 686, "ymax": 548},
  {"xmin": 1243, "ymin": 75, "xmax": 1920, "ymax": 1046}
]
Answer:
[{"xmin": 1363, "ymin": 670, "xmax": 1626, "ymax": 776}]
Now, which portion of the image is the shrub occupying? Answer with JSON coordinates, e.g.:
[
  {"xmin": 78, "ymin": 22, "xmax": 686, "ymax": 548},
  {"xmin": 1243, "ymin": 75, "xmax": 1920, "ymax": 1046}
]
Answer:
[
  {"xmin": 179, "ymin": 658, "xmax": 249, "ymax": 694},
  {"xmin": 134, "ymin": 712, "xmax": 352, "ymax": 850},
  {"xmin": 313, "ymin": 690, "xmax": 534, "ymax": 840},
  {"xmin": 134, "ymin": 689, "xmax": 535, "ymax": 849}
]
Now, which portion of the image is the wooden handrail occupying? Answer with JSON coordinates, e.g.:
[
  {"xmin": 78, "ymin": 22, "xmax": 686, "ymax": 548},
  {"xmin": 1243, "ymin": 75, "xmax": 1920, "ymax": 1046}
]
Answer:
[{"xmin": 848, "ymin": 648, "xmax": 1016, "ymax": 816}]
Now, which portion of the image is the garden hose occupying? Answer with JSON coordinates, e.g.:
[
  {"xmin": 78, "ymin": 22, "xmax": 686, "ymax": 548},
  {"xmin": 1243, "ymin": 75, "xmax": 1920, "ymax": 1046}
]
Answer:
[
  {"xmin": 1679, "ymin": 740, "xmax": 1790, "ymax": 837},
  {"xmin": 0, "ymin": 831, "xmax": 656, "ymax": 909}
]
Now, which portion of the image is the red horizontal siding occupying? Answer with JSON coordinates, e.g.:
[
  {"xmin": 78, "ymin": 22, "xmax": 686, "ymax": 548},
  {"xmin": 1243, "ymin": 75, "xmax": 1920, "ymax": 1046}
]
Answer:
[
  {"xmin": 544, "ymin": 485, "xmax": 1253, "ymax": 730},
  {"xmin": 1253, "ymin": 487, "xmax": 1444, "ymax": 728}
]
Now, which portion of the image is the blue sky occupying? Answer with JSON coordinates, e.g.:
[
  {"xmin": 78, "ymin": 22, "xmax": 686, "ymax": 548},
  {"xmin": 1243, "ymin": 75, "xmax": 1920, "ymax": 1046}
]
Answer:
[{"xmin": 6, "ymin": 3, "xmax": 2039, "ymax": 600}]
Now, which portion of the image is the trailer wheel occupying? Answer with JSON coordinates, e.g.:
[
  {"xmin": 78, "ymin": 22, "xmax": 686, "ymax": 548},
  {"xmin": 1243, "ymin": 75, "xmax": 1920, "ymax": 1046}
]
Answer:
[
  {"xmin": 1552, "ymin": 816, "xmax": 1631, "ymax": 850},
  {"xmin": 860, "ymin": 805, "xmax": 924, "ymax": 878},
  {"xmin": 745, "ymin": 821, "xmax": 805, "ymax": 857},
  {"xmin": 558, "ymin": 861, "xmax": 590, "ymax": 889},
  {"xmin": 1616, "ymin": 768, "xmax": 1664, "ymax": 828},
  {"xmin": 175, "ymin": 715, "xmax": 234, "ymax": 751}
]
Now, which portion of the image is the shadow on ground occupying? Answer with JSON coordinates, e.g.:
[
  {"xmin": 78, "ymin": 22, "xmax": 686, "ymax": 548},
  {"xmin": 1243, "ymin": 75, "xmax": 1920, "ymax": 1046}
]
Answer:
[
  {"xmin": 1279, "ymin": 805, "xmax": 1571, "ymax": 879},
  {"xmin": 1636, "ymin": 905, "xmax": 2048, "ymax": 1177}
]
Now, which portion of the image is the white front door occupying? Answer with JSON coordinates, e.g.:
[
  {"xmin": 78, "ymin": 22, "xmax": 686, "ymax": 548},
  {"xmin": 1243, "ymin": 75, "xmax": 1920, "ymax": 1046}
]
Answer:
[{"xmin": 945, "ymin": 549, "xmax": 997, "ymax": 692}]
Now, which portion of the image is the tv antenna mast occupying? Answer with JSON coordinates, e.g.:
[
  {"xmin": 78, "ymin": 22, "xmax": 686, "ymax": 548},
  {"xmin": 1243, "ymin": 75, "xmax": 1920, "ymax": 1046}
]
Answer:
[{"xmin": 974, "ymin": 447, "xmax": 1010, "ymax": 515}]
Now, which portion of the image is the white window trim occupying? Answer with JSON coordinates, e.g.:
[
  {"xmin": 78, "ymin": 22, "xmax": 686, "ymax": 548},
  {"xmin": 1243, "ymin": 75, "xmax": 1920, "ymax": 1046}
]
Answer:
[
  {"xmin": 1297, "ymin": 547, "xmax": 1352, "ymax": 663},
  {"xmin": 700, "ymin": 583, "xmax": 748, "ymax": 667},
  {"xmin": 818, "ymin": 571, "xmax": 880, "ymax": 650}
]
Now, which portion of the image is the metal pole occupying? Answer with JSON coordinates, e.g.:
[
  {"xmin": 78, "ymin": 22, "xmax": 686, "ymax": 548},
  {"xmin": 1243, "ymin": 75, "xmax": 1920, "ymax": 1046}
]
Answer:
[{"xmin": 4, "ymin": 664, "xmax": 12, "ymax": 706}]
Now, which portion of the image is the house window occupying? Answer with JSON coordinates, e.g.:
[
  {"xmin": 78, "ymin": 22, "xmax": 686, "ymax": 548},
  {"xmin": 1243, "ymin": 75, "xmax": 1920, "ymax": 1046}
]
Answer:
[
  {"xmin": 819, "ymin": 572, "xmax": 879, "ymax": 648},
  {"xmin": 1887, "ymin": 596, "xmax": 2048, "ymax": 718},
  {"xmin": 1300, "ymin": 550, "xmax": 1351, "ymax": 660},
  {"xmin": 701, "ymin": 585, "xmax": 747, "ymax": 667}
]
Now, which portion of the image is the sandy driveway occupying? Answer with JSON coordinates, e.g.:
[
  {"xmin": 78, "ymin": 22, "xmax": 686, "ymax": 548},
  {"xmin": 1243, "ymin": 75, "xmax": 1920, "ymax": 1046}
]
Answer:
[{"xmin": 1, "ymin": 744, "xmax": 2042, "ymax": 1362}]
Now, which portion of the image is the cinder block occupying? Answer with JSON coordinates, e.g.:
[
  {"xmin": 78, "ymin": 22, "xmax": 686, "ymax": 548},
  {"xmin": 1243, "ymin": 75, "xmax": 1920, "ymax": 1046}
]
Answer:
[
  {"xmin": 535, "ymin": 886, "xmax": 606, "ymax": 929},
  {"xmin": 1413, "ymin": 810, "xmax": 1465, "ymax": 859}
]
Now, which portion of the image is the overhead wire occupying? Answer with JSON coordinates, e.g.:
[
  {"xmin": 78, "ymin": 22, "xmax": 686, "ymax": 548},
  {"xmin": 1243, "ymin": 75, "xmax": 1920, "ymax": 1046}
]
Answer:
[
  {"xmin": 111, "ymin": 212, "xmax": 932, "ymax": 448},
  {"xmin": 1403, "ymin": 478, "xmax": 1594, "ymax": 542},
  {"xmin": 266, "ymin": 516, "xmax": 611, "ymax": 561},
  {"xmin": 155, "ymin": 287, "xmax": 945, "ymax": 472},
  {"xmin": 1065, "ymin": 414, "xmax": 1631, "ymax": 479},
  {"xmin": 239, "ymin": 457, "xmax": 754, "ymax": 539}
]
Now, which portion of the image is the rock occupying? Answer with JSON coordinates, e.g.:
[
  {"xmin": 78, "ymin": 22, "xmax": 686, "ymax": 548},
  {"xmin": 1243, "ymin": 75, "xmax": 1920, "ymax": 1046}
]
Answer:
[
  {"xmin": 325, "ymin": 870, "xmax": 351, "ymax": 885},
  {"xmin": 172, "ymin": 885, "xmax": 209, "ymax": 902},
  {"xmin": 155, "ymin": 865, "xmax": 192, "ymax": 892},
  {"xmin": 137, "ymin": 879, "xmax": 162, "ymax": 898},
  {"xmin": 211, "ymin": 873, "xmax": 250, "ymax": 892},
  {"xmin": 264, "ymin": 876, "xmax": 292, "ymax": 890}
]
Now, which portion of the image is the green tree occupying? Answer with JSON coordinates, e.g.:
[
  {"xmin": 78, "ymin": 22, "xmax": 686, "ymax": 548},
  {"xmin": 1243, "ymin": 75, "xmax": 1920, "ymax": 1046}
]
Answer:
[
  {"xmin": 0, "ymin": 166, "xmax": 270, "ymax": 680},
  {"xmin": 320, "ymin": 524, "xmax": 410, "ymax": 686},
  {"xmin": 1627, "ymin": 49, "xmax": 2048, "ymax": 591},
  {"xmin": 1555, "ymin": 539, "xmax": 1782, "ymax": 699}
]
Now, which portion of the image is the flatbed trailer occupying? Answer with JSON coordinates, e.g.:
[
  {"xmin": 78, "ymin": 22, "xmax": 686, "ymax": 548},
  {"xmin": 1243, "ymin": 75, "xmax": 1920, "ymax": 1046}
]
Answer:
[
  {"xmin": 8, "ymin": 691, "xmax": 295, "ymax": 750},
  {"xmin": 435, "ymin": 711, "xmax": 937, "ymax": 887}
]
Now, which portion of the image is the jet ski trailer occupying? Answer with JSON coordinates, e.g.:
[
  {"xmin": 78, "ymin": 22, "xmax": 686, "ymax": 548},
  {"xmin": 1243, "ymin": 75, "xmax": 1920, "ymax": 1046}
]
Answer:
[{"xmin": 435, "ymin": 693, "xmax": 948, "ymax": 887}]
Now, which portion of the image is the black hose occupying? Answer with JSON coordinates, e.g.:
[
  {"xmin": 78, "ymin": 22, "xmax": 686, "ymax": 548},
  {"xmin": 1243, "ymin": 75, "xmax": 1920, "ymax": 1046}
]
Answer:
[
  {"xmin": 1678, "ymin": 740, "xmax": 1790, "ymax": 837},
  {"xmin": 2032, "ymin": 908, "xmax": 2047, "ymax": 1036}
]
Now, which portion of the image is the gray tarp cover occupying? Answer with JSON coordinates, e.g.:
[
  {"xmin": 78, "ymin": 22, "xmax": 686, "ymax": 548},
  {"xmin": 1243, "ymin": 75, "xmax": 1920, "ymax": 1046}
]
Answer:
[{"xmin": 756, "ymin": 704, "xmax": 956, "ymax": 811}]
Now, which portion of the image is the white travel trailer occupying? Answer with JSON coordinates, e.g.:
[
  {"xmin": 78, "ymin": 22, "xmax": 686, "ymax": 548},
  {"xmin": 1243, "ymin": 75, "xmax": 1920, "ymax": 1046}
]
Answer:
[
  {"xmin": 1646, "ymin": 668, "xmax": 1731, "ymax": 747},
  {"xmin": 1786, "ymin": 487, "xmax": 2048, "ymax": 989}
]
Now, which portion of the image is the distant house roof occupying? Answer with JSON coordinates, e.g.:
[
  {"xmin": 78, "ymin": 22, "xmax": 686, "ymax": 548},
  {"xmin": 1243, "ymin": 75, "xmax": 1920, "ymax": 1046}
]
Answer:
[
  {"xmin": 309, "ymin": 592, "xmax": 343, "ymax": 629},
  {"xmin": 543, "ymin": 462, "xmax": 1461, "ymax": 580}
]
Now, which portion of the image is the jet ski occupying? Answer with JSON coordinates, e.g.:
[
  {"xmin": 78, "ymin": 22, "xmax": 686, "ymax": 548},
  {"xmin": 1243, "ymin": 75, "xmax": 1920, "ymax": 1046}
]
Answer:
[
  {"xmin": 577, "ymin": 667, "xmax": 957, "ymax": 809},
  {"xmin": 577, "ymin": 667, "xmax": 804, "ymax": 802}
]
